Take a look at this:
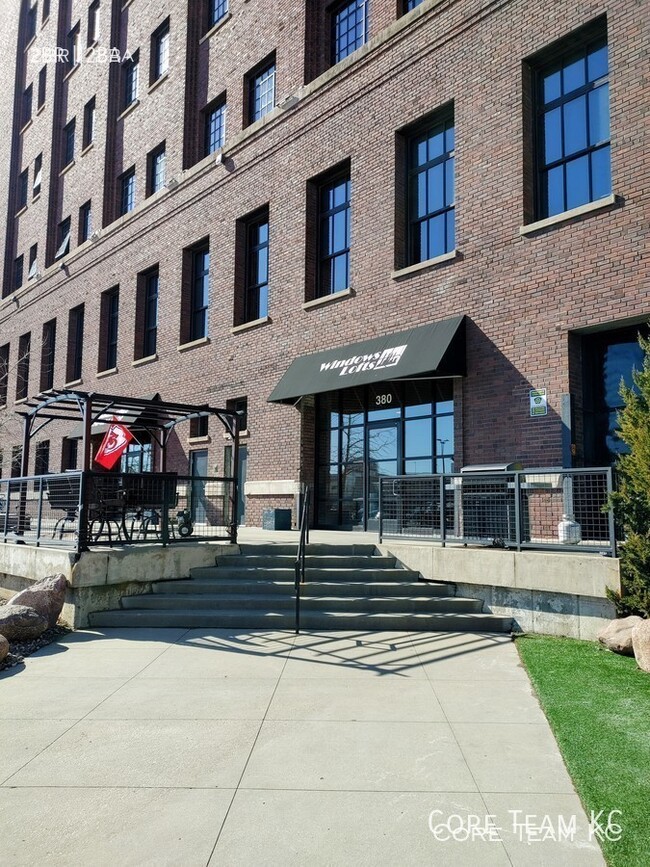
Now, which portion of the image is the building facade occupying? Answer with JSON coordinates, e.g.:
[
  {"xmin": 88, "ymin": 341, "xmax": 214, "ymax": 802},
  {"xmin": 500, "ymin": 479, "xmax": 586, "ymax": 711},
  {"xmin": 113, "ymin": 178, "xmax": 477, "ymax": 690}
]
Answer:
[{"xmin": 0, "ymin": 0, "xmax": 647, "ymax": 530}]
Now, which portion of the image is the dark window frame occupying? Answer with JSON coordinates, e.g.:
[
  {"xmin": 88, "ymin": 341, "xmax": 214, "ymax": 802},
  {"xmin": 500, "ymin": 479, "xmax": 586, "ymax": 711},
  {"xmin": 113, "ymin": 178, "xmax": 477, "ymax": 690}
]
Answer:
[
  {"xmin": 28, "ymin": 243, "xmax": 38, "ymax": 280},
  {"xmin": 13, "ymin": 256, "xmax": 24, "ymax": 292},
  {"xmin": 16, "ymin": 332, "xmax": 31, "ymax": 401},
  {"xmin": 208, "ymin": 0, "xmax": 228, "ymax": 29},
  {"xmin": 242, "ymin": 208, "xmax": 269, "ymax": 323},
  {"xmin": 147, "ymin": 142, "xmax": 166, "ymax": 196},
  {"xmin": 331, "ymin": 0, "xmax": 369, "ymax": 65},
  {"xmin": 63, "ymin": 117, "xmax": 76, "ymax": 166},
  {"xmin": 79, "ymin": 200, "xmax": 92, "ymax": 243},
  {"xmin": 18, "ymin": 169, "xmax": 29, "ymax": 210},
  {"xmin": 246, "ymin": 55, "xmax": 276, "ymax": 125},
  {"xmin": 203, "ymin": 96, "xmax": 226, "ymax": 156},
  {"xmin": 26, "ymin": 3, "xmax": 37, "ymax": 44},
  {"xmin": 119, "ymin": 166, "xmax": 136, "ymax": 215},
  {"xmin": 40, "ymin": 318, "xmax": 56, "ymax": 391},
  {"xmin": 55, "ymin": 216, "xmax": 71, "ymax": 260},
  {"xmin": 37, "ymin": 65, "xmax": 46, "ymax": 109},
  {"xmin": 151, "ymin": 17, "xmax": 170, "ymax": 83},
  {"xmin": 22, "ymin": 83, "xmax": 33, "ymax": 127},
  {"xmin": 83, "ymin": 96, "xmax": 95, "ymax": 149},
  {"xmin": 33, "ymin": 153, "xmax": 42, "ymax": 199},
  {"xmin": 66, "ymin": 21, "xmax": 80, "ymax": 68},
  {"xmin": 99, "ymin": 286, "xmax": 119, "ymax": 372},
  {"xmin": 317, "ymin": 166, "xmax": 351, "ymax": 298},
  {"xmin": 66, "ymin": 304, "xmax": 84, "ymax": 383},
  {"xmin": 0, "ymin": 344, "xmax": 9, "ymax": 406},
  {"xmin": 87, "ymin": 0, "xmax": 100, "ymax": 46},
  {"xmin": 190, "ymin": 245, "xmax": 210, "ymax": 342},
  {"xmin": 122, "ymin": 50, "xmax": 139, "ymax": 108}
]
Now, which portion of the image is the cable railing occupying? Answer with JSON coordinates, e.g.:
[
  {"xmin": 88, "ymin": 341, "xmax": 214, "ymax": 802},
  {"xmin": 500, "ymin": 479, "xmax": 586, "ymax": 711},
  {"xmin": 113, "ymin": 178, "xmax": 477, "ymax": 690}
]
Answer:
[
  {"xmin": 294, "ymin": 485, "xmax": 311, "ymax": 635},
  {"xmin": 378, "ymin": 467, "xmax": 616, "ymax": 556}
]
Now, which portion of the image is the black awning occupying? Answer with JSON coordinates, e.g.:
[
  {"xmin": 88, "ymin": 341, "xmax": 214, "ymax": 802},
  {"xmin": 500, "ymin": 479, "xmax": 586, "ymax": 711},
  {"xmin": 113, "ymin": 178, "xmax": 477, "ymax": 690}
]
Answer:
[{"xmin": 268, "ymin": 315, "xmax": 465, "ymax": 404}]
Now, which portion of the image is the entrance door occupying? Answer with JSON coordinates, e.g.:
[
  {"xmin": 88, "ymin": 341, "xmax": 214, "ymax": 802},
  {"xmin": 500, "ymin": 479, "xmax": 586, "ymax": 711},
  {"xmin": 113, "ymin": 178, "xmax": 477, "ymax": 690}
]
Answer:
[
  {"xmin": 365, "ymin": 420, "xmax": 400, "ymax": 532},
  {"xmin": 189, "ymin": 449, "xmax": 208, "ymax": 524}
]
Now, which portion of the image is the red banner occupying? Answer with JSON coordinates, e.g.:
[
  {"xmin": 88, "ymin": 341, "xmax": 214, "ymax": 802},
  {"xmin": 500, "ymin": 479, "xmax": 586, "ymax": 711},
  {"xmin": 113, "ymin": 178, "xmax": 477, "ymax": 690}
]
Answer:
[{"xmin": 94, "ymin": 418, "xmax": 134, "ymax": 470}]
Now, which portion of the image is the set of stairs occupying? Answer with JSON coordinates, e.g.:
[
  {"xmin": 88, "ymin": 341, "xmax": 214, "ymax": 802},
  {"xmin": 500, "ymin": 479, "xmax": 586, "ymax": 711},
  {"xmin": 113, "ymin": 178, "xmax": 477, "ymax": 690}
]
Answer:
[{"xmin": 89, "ymin": 543, "xmax": 512, "ymax": 632}]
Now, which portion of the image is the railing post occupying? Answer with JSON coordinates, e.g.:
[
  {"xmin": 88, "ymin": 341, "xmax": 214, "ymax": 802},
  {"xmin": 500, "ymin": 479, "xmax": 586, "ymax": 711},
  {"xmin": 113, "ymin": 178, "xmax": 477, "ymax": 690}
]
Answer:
[
  {"xmin": 161, "ymin": 476, "xmax": 171, "ymax": 547},
  {"xmin": 77, "ymin": 471, "xmax": 89, "ymax": 552},
  {"xmin": 378, "ymin": 478, "xmax": 383, "ymax": 542},
  {"xmin": 440, "ymin": 474, "xmax": 446, "ymax": 547},
  {"xmin": 513, "ymin": 471, "xmax": 522, "ymax": 551},
  {"xmin": 606, "ymin": 467, "xmax": 617, "ymax": 558},
  {"xmin": 35, "ymin": 476, "xmax": 44, "ymax": 546}
]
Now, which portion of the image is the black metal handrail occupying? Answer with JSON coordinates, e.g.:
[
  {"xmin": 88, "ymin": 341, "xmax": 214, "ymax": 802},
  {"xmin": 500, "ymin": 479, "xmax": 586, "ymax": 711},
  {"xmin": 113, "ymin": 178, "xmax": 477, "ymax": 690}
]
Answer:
[{"xmin": 294, "ymin": 485, "xmax": 311, "ymax": 635}]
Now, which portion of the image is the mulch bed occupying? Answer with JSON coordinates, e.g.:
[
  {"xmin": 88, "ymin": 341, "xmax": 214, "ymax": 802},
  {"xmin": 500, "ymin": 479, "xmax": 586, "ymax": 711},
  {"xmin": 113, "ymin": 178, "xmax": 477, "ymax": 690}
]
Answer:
[{"xmin": 0, "ymin": 598, "xmax": 72, "ymax": 672}]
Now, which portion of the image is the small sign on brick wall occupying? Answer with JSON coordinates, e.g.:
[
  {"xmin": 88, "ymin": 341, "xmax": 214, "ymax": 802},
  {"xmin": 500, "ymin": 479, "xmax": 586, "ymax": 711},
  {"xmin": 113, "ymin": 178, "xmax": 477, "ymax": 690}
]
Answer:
[{"xmin": 529, "ymin": 388, "xmax": 548, "ymax": 417}]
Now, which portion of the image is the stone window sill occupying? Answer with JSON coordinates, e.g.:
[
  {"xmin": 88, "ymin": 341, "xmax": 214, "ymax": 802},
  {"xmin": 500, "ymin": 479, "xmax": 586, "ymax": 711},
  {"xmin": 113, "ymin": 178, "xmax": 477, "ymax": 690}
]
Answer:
[
  {"xmin": 15, "ymin": 205, "xmax": 28, "ymax": 219},
  {"xmin": 118, "ymin": 99, "xmax": 140, "ymax": 121},
  {"xmin": 132, "ymin": 353, "xmax": 158, "ymax": 368},
  {"xmin": 59, "ymin": 159, "xmax": 76, "ymax": 177},
  {"xmin": 63, "ymin": 63, "xmax": 80, "ymax": 82},
  {"xmin": 32, "ymin": 193, "xmax": 41, "ymax": 204},
  {"xmin": 24, "ymin": 35, "xmax": 36, "ymax": 53},
  {"xmin": 14, "ymin": 397, "xmax": 29, "ymax": 406},
  {"xmin": 391, "ymin": 249, "xmax": 458, "ymax": 279},
  {"xmin": 224, "ymin": 429, "xmax": 249, "ymax": 440},
  {"xmin": 302, "ymin": 287, "xmax": 354, "ymax": 310},
  {"xmin": 36, "ymin": 103, "xmax": 45, "ymax": 116},
  {"xmin": 520, "ymin": 194, "xmax": 618, "ymax": 236},
  {"xmin": 85, "ymin": 41, "xmax": 98, "ymax": 56},
  {"xmin": 148, "ymin": 72, "xmax": 169, "ymax": 94},
  {"xmin": 80, "ymin": 142, "xmax": 94, "ymax": 157},
  {"xmin": 121, "ymin": 0, "xmax": 135, "ymax": 9},
  {"xmin": 64, "ymin": 378, "xmax": 83, "ymax": 388},
  {"xmin": 178, "ymin": 336, "xmax": 210, "ymax": 352},
  {"xmin": 188, "ymin": 435, "xmax": 211, "ymax": 444},
  {"xmin": 230, "ymin": 315, "xmax": 270, "ymax": 334},
  {"xmin": 96, "ymin": 366, "xmax": 118, "ymax": 379},
  {"xmin": 20, "ymin": 118, "xmax": 33, "ymax": 135},
  {"xmin": 199, "ymin": 13, "xmax": 232, "ymax": 44}
]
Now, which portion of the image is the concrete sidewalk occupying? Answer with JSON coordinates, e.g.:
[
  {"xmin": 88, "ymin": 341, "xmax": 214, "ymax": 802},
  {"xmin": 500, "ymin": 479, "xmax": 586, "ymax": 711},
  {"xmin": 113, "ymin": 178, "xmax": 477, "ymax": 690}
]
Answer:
[{"xmin": 0, "ymin": 629, "xmax": 603, "ymax": 866}]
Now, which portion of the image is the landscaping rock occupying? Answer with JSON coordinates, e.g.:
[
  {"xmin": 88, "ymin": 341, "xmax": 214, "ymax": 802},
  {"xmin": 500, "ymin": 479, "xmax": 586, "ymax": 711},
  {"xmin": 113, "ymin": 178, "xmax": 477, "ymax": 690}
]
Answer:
[
  {"xmin": 597, "ymin": 615, "xmax": 644, "ymax": 656},
  {"xmin": 9, "ymin": 573, "xmax": 67, "ymax": 629},
  {"xmin": 0, "ymin": 634, "xmax": 8, "ymax": 663},
  {"xmin": 632, "ymin": 620, "xmax": 650, "ymax": 673},
  {"xmin": 0, "ymin": 604, "xmax": 48, "ymax": 641}
]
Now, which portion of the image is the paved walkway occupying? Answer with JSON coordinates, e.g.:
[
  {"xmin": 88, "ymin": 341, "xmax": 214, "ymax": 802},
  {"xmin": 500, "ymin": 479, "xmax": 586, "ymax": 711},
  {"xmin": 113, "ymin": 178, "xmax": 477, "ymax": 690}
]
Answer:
[{"xmin": 0, "ymin": 628, "xmax": 604, "ymax": 866}]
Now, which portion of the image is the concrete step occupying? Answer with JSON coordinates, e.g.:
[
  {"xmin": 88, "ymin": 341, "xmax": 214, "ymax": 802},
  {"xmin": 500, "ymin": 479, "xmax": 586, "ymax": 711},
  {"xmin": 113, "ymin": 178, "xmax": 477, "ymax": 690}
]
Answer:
[
  {"xmin": 218, "ymin": 554, "xmax": 397, "ymax": 569},
  {"xmin": 122, "ymin": 593, "xmax": 482, "ymax": 613},
  {"xmin": 89, "ymin": 607, "xmax": 513, "ymax": 632},
  {"xmin": 237, "ymin": 543, "xmax": 378, "ymax": 557},
  {"xmin": 152, "ymin": 579, "xmax": 456, "ymax": 597},
  {"xmin": 190, "ymin": 566, "xmax": 419, "ymax": 582}
]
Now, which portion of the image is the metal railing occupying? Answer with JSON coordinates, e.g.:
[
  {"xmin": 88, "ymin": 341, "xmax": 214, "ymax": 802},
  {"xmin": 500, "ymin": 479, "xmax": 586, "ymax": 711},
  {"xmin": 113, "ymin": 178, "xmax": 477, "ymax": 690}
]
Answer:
[
  {"xmin": 378, "ymin": 468, "xmax": 616, "ymax": 556},
  {"xmin": 0, "ymin": 470, "xmax": 238, "ymax": 550},
  {"xmin": 294, "ymin": 486, "xmax": 311, "ymax": 634}
]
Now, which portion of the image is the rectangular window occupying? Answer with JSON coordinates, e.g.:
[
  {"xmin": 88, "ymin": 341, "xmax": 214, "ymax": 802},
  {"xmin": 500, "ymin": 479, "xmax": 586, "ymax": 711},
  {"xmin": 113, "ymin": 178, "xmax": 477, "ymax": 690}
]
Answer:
[
  {"xmin": 22, "ymin": 84, "xmax": 33, "ymax": 126},
  {"xmin": 83, "ymin": 96, "xmax": 95, "ymax": 148},
  {"xmin": 33, "ymin": 153, "xmax": 42, "ymax": 198},
  {"xmin": 67, "ymin": 22, "xmax": 80, "ymax": 67},
  {"xmin": 135, "ymin": 267, "xmax": 159, "ymax": 358},
  {"xmin": 120, "ymin": 167, "xmax": 136, "ymax": 214},
  {"xmin": 79, "ymin": 200, "xmax": 92, "ymax": 243},
  {"xmin": 40, "ymin": 318, "xmax": 56, "ymax": 391},
  {"xmin": 407, "ymin": 110, "xmax": 455, "ymax": 264},
  {"xmin": 248, "ymin": 57, "xmax": 275, "ymax": 124},
  {"xmin": 151, "ymin": 18, "xmax": 170, "ymax": 82},
  {"xmin": 123, "ymin": 50, "xmax": 139, "ymax": 108},
  {"xmin": 190, "ymin": 415, "xmax": 209, "ymax": 438},
  {"xmin": 63, "ymin": 118, "xmax": 75, "ymax": 166},
  {"xmin": 208, "ymin": 0, "xmax": 228, "ymax": 28},
  {"xmin": 87, "ymin": 0, "xmax": 99, "ymax": 46},
  {"xmin": 317, "ymin": 168, "xmax": 351, "ymax": 297},
  {"xmin": 332, "ymin": 0, "xmax": 368, "ymax": 64},
  {"xmin": 42, "ymin": 0, "xmax": 50, "ymax": 22},
  {"xmin": 0, "ymin": 344, "xmax": 9, "ymax": 406},
  {"xmin": 61, "ymin": 438, "xmax": 78, "ymax": 471},
  {"xmin": 66, "ymin": 304, "xmax": 84, "ymax": 382},
  {"xmin": 16, "ymin": 333, "xmax": 30, "ymax": 401},
  {"xmin": 242, "ymin": 208, "xmax": 269, "ymax": 323},
  {"xmin": 204, "ymin": 97, "xmax": 226, "ymax": 156},
  {"xmin": 18, "ymin": 169, "xmax": 29, "ymax": 210},
  {"xmin": 226, "ymin": 396, "xmax": 248, "ymax": 432},
  {"xmin": 27, "ymin": 3, "xmax": 37, "ymax": 43},
  {"xmin": 147, "ymin": 142, "xmax": 166, "ymax": 195},
  {"xmin": 55, "ymin": 216, "xmax": 71, "ymax": 259},
  {"xmin": 28, "ymin": 244, "xmax": 38, "ymax": 280},
  {"xmin": 406, "ymin": 0, "xmax": 423, "ymax": 10},
  {"xmin": 99, "ymin": 286, "xmax": 119, "ymax": 371},
  {"xmin": 191, "ymin": 246, "xmax": 210, "ymax": 341},
  {"xmin": 38, "ymin": 66, "xmax": 46, "ymax": 109},
  {"xmin": 34, "ymin": 440, "xmax": 50, "ymax": 476},
  {"xmin": 11, "ymin": 446, "xmax": 22, "ymax": 478},
  {"xmin": 14, "ymin": 256, "xmax": 24, "ymax": 292},
  {"xmin": 533, "ymin": 22, "xmax": 610, "ymax": 219}
]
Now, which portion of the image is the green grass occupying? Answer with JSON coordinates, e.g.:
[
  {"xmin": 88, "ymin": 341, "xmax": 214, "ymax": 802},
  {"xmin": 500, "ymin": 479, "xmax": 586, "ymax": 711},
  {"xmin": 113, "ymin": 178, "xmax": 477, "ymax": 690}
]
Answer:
[{"xmin": 516, "ymin": 635, "xmax": 650, "ymax": 867}]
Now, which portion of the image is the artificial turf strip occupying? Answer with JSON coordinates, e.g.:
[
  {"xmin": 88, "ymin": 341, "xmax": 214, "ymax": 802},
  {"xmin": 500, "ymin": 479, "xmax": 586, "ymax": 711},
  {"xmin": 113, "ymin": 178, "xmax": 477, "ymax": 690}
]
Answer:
[{"xmin": 516, "ymin": 635, "xmax": 650, "ymax": 867}]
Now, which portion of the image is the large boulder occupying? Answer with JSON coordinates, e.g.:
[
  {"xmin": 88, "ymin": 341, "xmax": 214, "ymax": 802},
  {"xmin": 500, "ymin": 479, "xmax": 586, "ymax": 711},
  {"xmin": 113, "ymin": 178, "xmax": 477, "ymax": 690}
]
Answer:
[
  {"xmin": 0, "ymin": 634, "xmax": 8, "ymax": 663},
  {"xmin": 597, "ymin": 615, "xmax": 644, "ymax": 656},
  {"xmin": 0, "ymin": 605, "xmax": 48, "ymax": 641},
  {"xmin": 632, "ymin": 620, "xmax": 650, "ymax": 673},
  {"xmin": 9, "ymin": 574, "xmax": 67, "ymax": 629}
]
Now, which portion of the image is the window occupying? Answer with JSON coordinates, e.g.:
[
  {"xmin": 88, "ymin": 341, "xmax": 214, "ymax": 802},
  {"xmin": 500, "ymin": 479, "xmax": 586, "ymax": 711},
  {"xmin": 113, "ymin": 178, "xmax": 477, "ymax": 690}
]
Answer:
[
  {"xmin": 99, "ymin": 286, "xmax": 119, "ymax": 371},
  {"xmin": 28, "ymin": 244, "xmax": 38, "ymax": 280},
  {"xmin": 27, "ymin": 4, "xmax": 37, "ymax": 43},
  {"xmin": 533, "ymin": 22, "xmax": 610, "ymax": 219},
  {"xmin": 40, "ymin": 318, "xmax": 56, "ymax": 391},
  {"xmin": 66, "ymin": 22, "xmax": 80, "ymax": 67},
  {"xmin": 11, "ymin": 446, "xmax": 22, "ymax": 478},
  {"xmin": 63, "ymin": 118, "xmax": 76, "ymax": 166},
  {"xmin": 407, "ymin": 110, "xmax": 455, "ymax": 263},
  {"xmin": 18, "ymin": 169, "xmax": 29, "ymax": 210},
  {"xmin": 16, "ymin": 333, "xmax": 30, "ymax": 401},
  {"xmin": 135, "ymin": 267, "xmax": 159, "ymax": 358},
  {"xmin": 33, "ymin": 153, "xmax": 42, "ymax": 198},
  {"xmin": 87, "ymin": 0, "xmax": 99, "ymax": 46},
  {"xmin": 203, "ymin": 97, "xmax": 226, "ymax": 156},
  {"xmin": 227, "ymin": 396, "xmax": 247, "ymax": 432},
  {"xmin": 332, "ymin": 0, "xmax": 368, "ymax": 64},
  {"xmin": 238, "ymin": 208, "xmax": 269, "ymax": 323},
  {"xmin": 38, "ymin": 65, "xmax": 46, "ymax": 109},
  {"xmin": 316, "ymin": 167, "xmax": 351, "ymax": 297},
  {"xmin": 190, "ymin": 415, "xmax": 209, "ymax": 438},
  {"xmin": 79, "ymin": 200, "xmax": 92, "ymax": 243},
  {"xmin": 14, "ymin": 256, "xmax": 24, "ymax": 292},
  {"xmin": 83, "ymin": 96, "xmax": 95, "ymax": 148},
  {"xmin": 147, "ymin": 142, "xmax": 166, "ymax": 195},
  {"xmin": 22, "ymin": 84, "xmax": 33, "ymax": 126},
  {"xmin": 248, "ymin": 57, "xmax": 275, "ymax": 124},
  {"xmin": 61, "ymin": 438, "xmax": 78, "ymax": 471},
  {"xmin": 181, "ymin": 241, "xmax": 210, "ymax": 344},
  {"xmin": 151, "ymin": 18, "xmax": 170, "ymax": 82},
  {"xmin": 55, "ymin": 216, "xmax": 71, "ymax": 259},
  {"xmin": 123, "ymin": 50, "xmax": 139, "ymax": 108},
  {"xmin": 405, "ymin": 0, "xmax": 423, "ymax": 10},
  {"xmin": 34, "ymin": 440, "xmax": 50, "ymax": 476},
  {"xmin": 66, "ymin": 304, "xmax": 84, "ymax": 382},
  {"xmin": 208, "ymin": 0, "xmax": 228, "ymax": 28},
  {"xmin": 0, "ymin": 344, "xmax": 9, "ymax": 406},
  {"xmin": 120, "ymin": 167, "xmax": 136, "ymax": 214},
  {"xmin": 42, "ymin": 0, "xmax": 50, "ymax": 22}
]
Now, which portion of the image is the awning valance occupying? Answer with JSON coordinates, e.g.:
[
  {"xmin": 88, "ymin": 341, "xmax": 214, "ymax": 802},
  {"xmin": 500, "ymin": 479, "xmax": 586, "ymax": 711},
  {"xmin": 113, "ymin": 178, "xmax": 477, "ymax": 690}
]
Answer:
[{"xmin": 268, "ymin": 315, "xmax": 465, "ymax": 404}]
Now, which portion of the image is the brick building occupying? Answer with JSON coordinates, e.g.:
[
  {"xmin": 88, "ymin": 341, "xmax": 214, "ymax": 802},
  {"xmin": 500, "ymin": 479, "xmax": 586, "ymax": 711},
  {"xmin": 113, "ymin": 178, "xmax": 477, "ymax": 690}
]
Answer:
[{"xmin": 0, "ymin": 0, "xmax": 647, "ymax": 530}]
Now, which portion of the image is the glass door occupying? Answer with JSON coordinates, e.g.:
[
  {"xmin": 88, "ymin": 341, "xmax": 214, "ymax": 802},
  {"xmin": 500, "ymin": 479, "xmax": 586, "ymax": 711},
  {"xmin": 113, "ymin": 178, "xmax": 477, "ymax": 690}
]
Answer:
[{"xmin": 365, "ymin": 420, "xmax": 400, "ymax": 532}]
